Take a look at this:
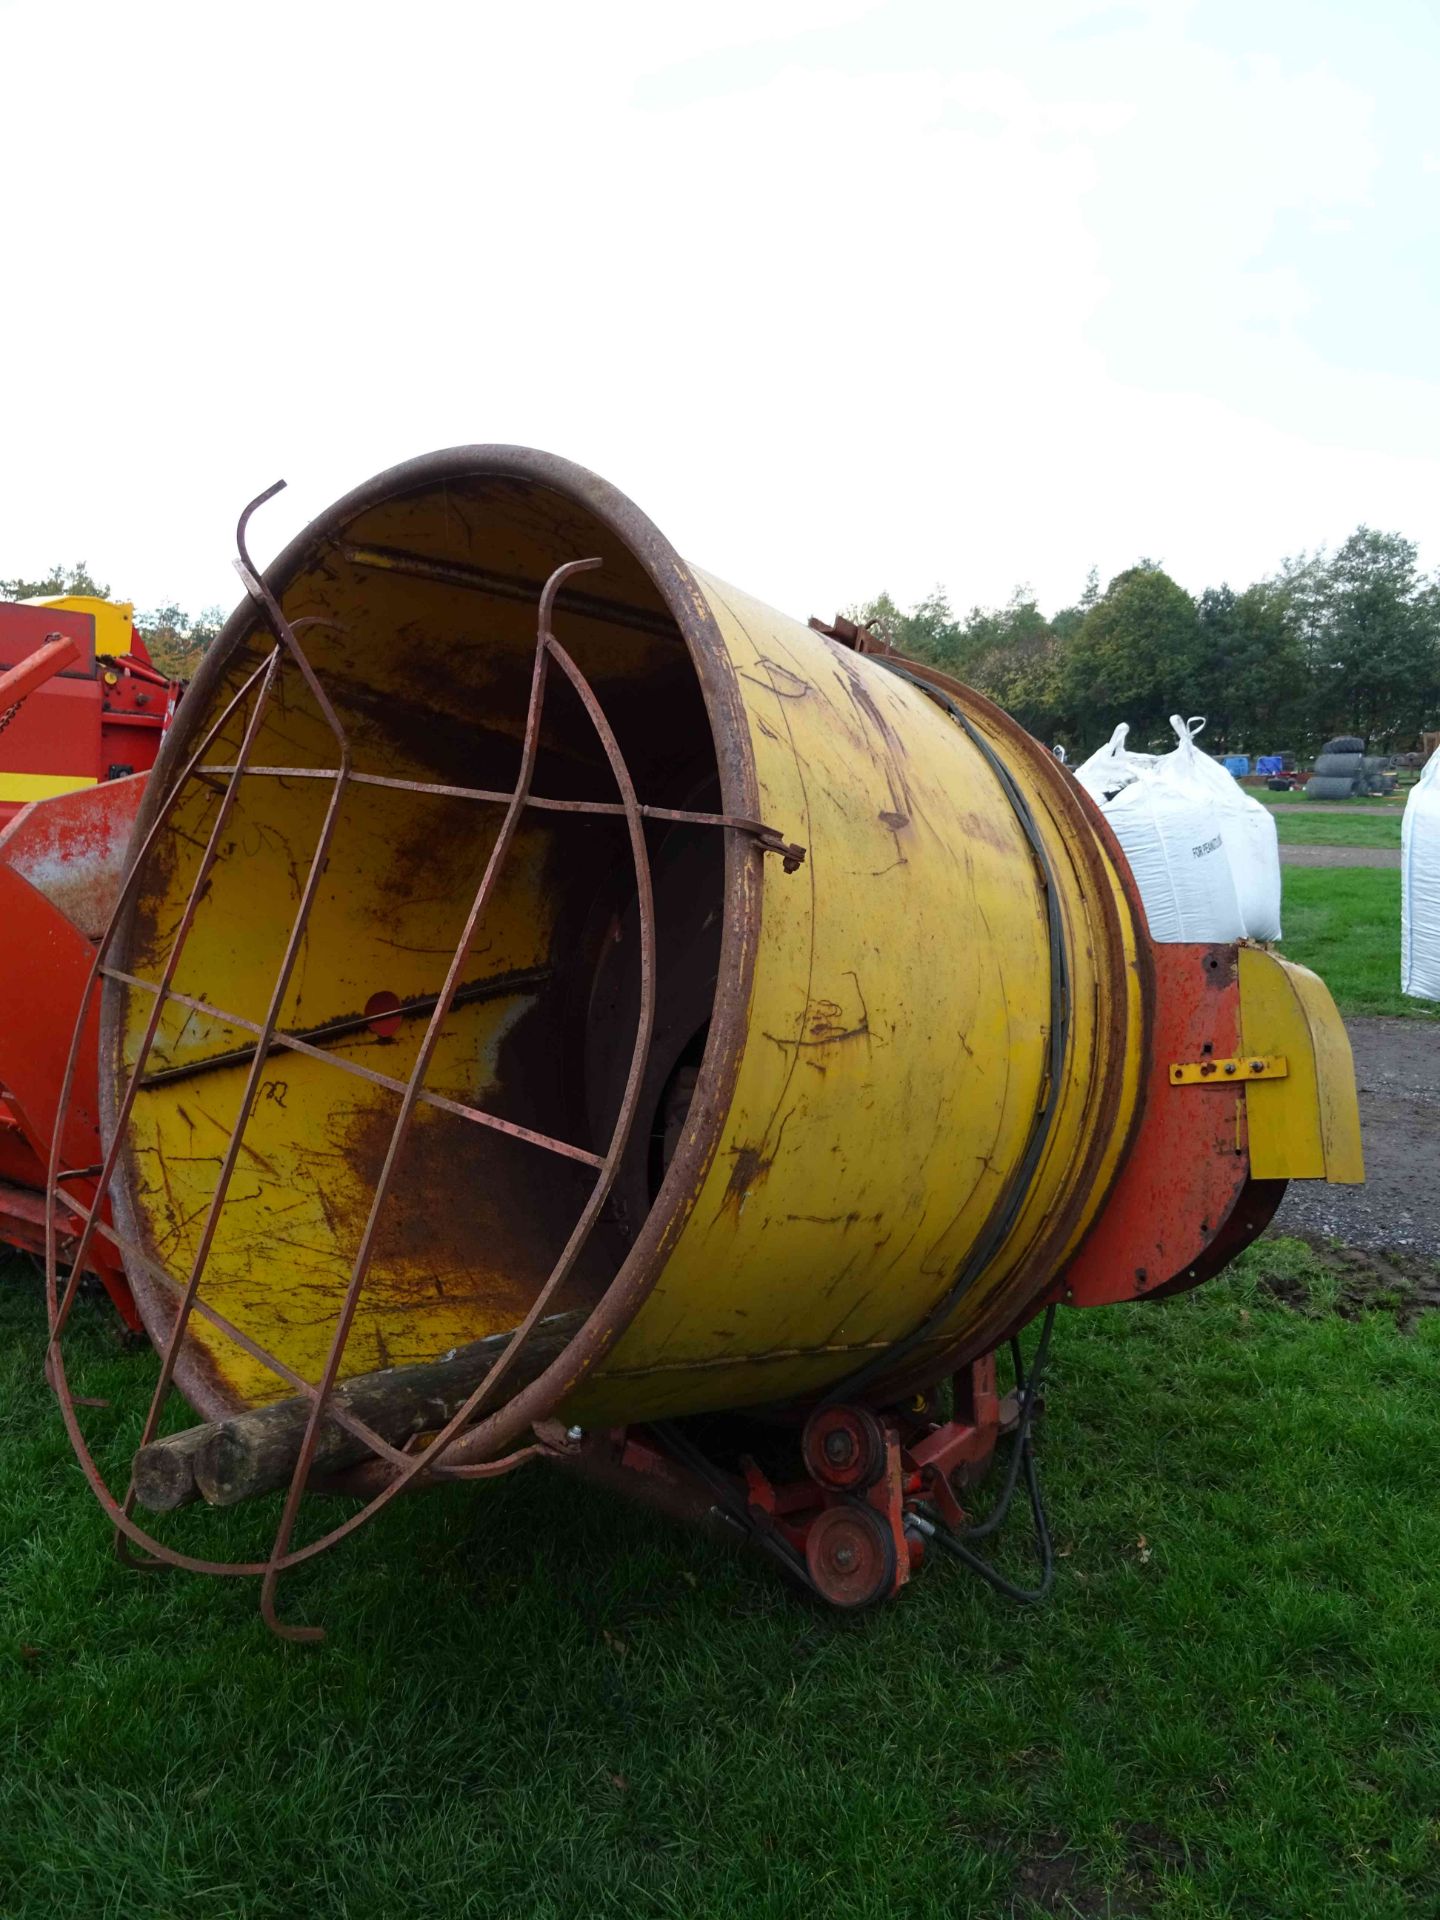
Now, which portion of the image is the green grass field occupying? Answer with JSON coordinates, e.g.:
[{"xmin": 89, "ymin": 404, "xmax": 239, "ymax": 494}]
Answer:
[
  {"xmin": 0, "ymin": 818, "xmax": 1431, "ymax": 1915},
  {"xmin": 2, "ymin": 1242, "xmax": 1437, "ymax": 1920},
  {"xmin": 1276, "ymin": 868, "xmax": 1437, "ymax": 1020},
  {"xmin": 1273, "ymin": 813, "xmax": 1403, "ymax": 850},
  {"xmin": 1256, "ymin": 788, "xmax": 1409, "ymax": 809}
]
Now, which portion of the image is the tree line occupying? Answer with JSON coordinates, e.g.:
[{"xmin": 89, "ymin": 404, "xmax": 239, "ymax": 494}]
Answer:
[
  {"xmin": 855, "ymin": 526, "xmax": 1440, "ymax": 756},
  {"xmin": 9, "ymin": 528, "xmax": 1440, "ymax": 755},
  {"xmin": 0, "ymin": 563, "xmax": 225, "ymax": 680}
]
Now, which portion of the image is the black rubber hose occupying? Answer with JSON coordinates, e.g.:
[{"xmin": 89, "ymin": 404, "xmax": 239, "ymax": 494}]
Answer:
[
  {"xmin": 922, "ymin": 1439, "xmax": 1055, "ymax": 1605},
  {"xmin": 917, "ymin": 1303, "xmax": 1059, "ymax": 1604},
  {"xmin": 959, "ymin": 1303, "xmax": 1055, "ymax": 1542}
]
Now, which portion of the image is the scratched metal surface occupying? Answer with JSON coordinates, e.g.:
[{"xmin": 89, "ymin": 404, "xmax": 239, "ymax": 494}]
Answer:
[
  {"xmin": 103, "ymin": 452, "xmax": 1147, "ymax": 1434},
  {"xmin": 568, "ymin": 573, "xmax": 1145, "ymax": 1424}
]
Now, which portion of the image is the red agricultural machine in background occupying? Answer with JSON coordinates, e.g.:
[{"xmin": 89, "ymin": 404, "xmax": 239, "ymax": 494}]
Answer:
[
  {"xmin": 0, "ymin": 595, "xmax": 175, "ymax": 828},
  {"xmin": 0, "ymin": 596, "xmax": 182, "ymax": 1325}
]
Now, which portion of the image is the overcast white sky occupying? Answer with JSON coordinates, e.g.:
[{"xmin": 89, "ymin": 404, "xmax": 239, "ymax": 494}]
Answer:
[{"xmin": 3, "ymin": 0, "xmax": 1437, "ymax": 628}]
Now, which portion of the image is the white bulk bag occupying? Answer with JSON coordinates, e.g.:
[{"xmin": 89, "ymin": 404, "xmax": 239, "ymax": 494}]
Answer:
[
  {"xmin": 1073, "ymin": 722, "xmax": 1158, "ymax": 804},
  {"xmin": 1095, "ymin": 718, "xmax": 1246, "ymax": 944},
  {"xmin": 1402, "ymin": 743, "xmax": 1440, "ymax": 1000},
  {"xmin": 1172, "ymin": 717, "xmax": 1283, "ymax": 941}
]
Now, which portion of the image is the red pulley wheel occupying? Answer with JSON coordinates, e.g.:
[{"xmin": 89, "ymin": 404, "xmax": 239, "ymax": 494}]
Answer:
[
  {"xmin": 805, "ymin": 1502, "xmax": 898, "ymax": 1609},
  {"xmin": 801, "ymin": 1403, "xmax": 888, "ymax": 1490}
]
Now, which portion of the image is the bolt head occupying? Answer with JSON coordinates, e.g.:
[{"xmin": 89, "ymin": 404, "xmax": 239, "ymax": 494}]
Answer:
[
  {"xmin": 823, "ymin": 1428, "xmax": 857, "ymax": 1466},
  {"xmin": 566, "ymin": 1425, "xmax": 583, "ymax": 1443},
  {"xmin": 833, "ymin": 1544, "xmax": 857, "ymax": 1571}
]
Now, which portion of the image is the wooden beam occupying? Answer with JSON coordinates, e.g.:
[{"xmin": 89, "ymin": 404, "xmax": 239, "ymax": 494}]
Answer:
[{"xmin": 131, "ymin": 1309, "xmax": 584, "ymax": 1512}]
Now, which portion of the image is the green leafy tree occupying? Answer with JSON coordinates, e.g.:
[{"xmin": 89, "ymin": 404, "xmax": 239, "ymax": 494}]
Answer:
[
  {"xmin": 848, "ymin": 587, "xmax": 965, "ymax": 671},
  {"xmin": 850, "ymin": 586, "xmax": 1066, "ymax": 736},
  {"xmin": 955, "ymin": 591, "xmax": 1063, "ymax": 737},
  {"xmin": 1276, "ymin": 529, "xmax": 1440, "ymax": 748},
  {"xmin": 1058, "ymin": 565, "xmax": 1203, "ymax": 748},
  {"xmin": 1192, "ymin": 583, "xmax": 1308, "ymax": 752},
  {"xmin": 1048, "ymin": 567, "xmax": 1102, "ymax": 650},
  {"xmin": 2, "ymin": 561, "xmax": 111, "ymax": 601},
  {"xmin": 845, "ymin": 525, "xmax": 1440, "ymax": 758},
  {"xmin": 135, "ymin": 603, "xmax": 227, "ymax": 680}
]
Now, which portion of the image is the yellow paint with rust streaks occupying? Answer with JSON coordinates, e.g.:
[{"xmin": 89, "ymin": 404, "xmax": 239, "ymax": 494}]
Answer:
[
  {"xmin": 569, "ymin": 578, "xmax": 1143, "ymax": 1423},
  {"xmin": 120, "ymin": 702, "xmax": 579, "ymax": 1407},
  {"xmin": 113, "ymin": 473, "xmax": 1145, "ymax": 1423}
]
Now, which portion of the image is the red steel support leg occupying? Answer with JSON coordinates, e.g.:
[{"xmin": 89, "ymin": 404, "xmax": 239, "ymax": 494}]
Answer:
[{"xmin": 551, "ymin": 1354, "xmax": 1011, "ymax": 1611}]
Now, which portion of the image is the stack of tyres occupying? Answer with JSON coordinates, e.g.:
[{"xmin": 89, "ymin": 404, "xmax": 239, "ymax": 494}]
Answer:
[{"xmin": 1306, "ymin": 735, "xmax": 1365, "ymax": 801}]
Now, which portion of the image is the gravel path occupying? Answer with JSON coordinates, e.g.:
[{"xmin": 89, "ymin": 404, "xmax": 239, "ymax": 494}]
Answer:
[
  {"xmin": 1272, "ymin": 1014, "xmax": 1440, "ymax": 1253},
  {"xmin": 1278, "ymin": 844, "xmax": 1401, "ymax": 869},
  {"xmin": 1263, "ymin": 802, "xmax": 1404, "ymax": 817}
]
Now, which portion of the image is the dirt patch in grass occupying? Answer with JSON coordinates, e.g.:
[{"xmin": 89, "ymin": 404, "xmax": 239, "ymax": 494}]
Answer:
[
  {"xmin": 987, "ymin": 1822, "xmax": 1199, "ymax": 1916},
  {"xmin": 1256, "ymin": 1238, "xmax": 1440, "ymax": 1332},
  {"xmin": 1010, "ymin": 1832, "xmax": 1120, "ymax": 1916}
]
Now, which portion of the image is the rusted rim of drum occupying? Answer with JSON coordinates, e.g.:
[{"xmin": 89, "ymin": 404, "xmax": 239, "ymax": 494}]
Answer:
[{"xmin": 102, "ymin": 447, "xmax": 764, "ymax": 1443}]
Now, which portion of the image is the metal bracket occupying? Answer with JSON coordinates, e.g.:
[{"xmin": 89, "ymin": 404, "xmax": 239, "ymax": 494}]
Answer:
[
  {"xmin": 747, "ymin": 823, "xmax": 807, "ymax": 872},
  {"xmin": 1170, "ymin": 1054, "xmax": 1288, "ymax": 1085},
  {"xmin": 808, "ymin": 611, "xmax": 894, "ymax": 656}
]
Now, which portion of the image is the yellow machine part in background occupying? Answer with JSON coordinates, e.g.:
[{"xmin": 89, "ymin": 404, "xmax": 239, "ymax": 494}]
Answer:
[{"xmin": 26, "ymin": 594, "xmax": 138, "ymax": 660}]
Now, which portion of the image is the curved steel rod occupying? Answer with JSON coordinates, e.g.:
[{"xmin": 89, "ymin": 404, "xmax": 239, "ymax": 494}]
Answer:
[
  {"xmin": 122, "ymin": 636, "xmax": 352, "ymax": 1528},
  {"xmin": 44, "ymin": 649, "xmax": 279, "ymax": 1345},
  {"xmin": 45, "ymin": 649, "xmax": 283, "ymax": 1571},
  {"xmin": 45, "ymin": 534, "xmax": 700, "ymax": 1625},
  {"xmin": 114, "ymin": 492, "xmax": 357, "ymax": 1566},
  {"xmin": 245, "ymin": 562, "xmax": 659, "ymax": 1625},
  {"xmin": 258, "ymin": 555, "xmax": 608, "ymax": 1638}
]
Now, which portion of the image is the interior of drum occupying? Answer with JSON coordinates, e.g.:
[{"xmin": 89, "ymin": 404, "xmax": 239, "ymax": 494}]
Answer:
[{"xmin": 115, "ymin": 474, "xmax": 727, "ymax": 1409}]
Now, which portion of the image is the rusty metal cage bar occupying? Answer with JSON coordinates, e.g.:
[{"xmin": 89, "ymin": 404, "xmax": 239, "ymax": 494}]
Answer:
[
  {"xmin": 51, "ymin": 1187, "xmax": 418, "ymax": 1473},
  {"xmin": 40, "ymin": 569, "xmax": 582, "ymax": 1590},
  {"xmin": 115, "ymin": 565, "xmax": 359, "ymax": 1568},
  {"xmin": 42, "ymin": 641, "xmax": 305, "ymax": 1576},
  {"xmin": 251, "ymin": 553, "xmax": 618, "ymax": 1635},
  {"xmin": 238, "ymin": 563, "xmax": 664, "ymax": 1630},
  {"xmin": 46, "ymin": 647, "xmax": 284, "ymax": 1347},
  {"xmin": 192, "ymin": 765, "xmax": 804, "ymax": 862},
  {"xmin": 42, "ymin": 491, "xmax": 748, "ymax": 1635}
]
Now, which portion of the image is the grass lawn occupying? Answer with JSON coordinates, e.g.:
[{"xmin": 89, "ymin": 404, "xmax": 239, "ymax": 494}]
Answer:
[
  {"xmin": 2, "ymin": 1241, "xmax": 1438, "ymax": 1919},
  {"xmin": 1277, "ymin": 867, "xmax": 1438, "ymax": 1020},
  {"xmin": 1273, "ymin": 813, "xmax": 1403, "ymax": 851}
]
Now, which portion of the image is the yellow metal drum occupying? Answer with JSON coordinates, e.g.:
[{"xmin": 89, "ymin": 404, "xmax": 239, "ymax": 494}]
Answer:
[{"xmin": 106, "ymin": 449, "xmax": 1144, "ymax": 1438}]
